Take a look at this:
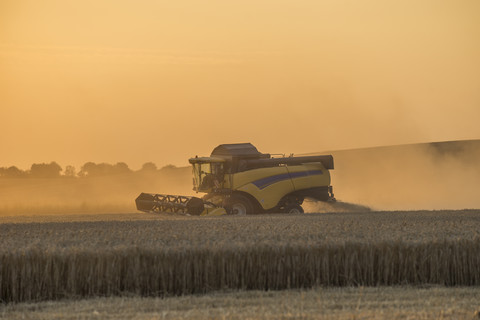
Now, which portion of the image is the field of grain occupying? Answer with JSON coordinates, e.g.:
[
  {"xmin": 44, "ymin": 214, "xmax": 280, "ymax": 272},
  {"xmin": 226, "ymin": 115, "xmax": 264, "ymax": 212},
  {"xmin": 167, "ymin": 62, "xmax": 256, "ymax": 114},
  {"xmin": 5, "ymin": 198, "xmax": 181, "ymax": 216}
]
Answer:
[
  {"xmin": 1, "ymin": 210, "xmax": 479, "ymax": 304},
  {"xmin": 2, "ymin": 286, "xmax": 480, "ymax": 320}
]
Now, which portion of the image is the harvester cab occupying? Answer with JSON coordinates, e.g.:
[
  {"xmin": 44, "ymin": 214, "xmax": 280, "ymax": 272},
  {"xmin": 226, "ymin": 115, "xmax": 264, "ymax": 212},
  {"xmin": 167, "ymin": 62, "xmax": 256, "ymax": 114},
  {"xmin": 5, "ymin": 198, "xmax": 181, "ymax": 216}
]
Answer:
[
  {"xmin": 190, "ymin": 157, "xmax": 225, "ymax": 193},
  {"xmin": 135, "ymin": 143, "xmax": 335, "ymax": 216}
]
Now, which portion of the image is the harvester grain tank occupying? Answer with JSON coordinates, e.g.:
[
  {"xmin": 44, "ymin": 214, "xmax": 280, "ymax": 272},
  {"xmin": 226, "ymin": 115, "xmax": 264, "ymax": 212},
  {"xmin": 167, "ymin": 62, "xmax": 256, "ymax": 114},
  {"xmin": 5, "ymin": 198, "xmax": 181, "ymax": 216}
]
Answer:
[{"xmin": 135, "ymin": 143, "xmax": 335, "ymax": 215}]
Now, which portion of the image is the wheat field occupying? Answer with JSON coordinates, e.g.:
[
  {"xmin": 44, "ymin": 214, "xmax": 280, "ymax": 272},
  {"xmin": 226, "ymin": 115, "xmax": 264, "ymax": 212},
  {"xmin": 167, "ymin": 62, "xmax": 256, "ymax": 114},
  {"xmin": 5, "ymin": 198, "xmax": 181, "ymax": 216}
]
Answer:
[
  {"xmin": 2, "ymin": 286, "xmax": 480, "ymax": 320},
  {"xmin": 1, "ymin": 210, "xmax": 479, "ymax": 303}
]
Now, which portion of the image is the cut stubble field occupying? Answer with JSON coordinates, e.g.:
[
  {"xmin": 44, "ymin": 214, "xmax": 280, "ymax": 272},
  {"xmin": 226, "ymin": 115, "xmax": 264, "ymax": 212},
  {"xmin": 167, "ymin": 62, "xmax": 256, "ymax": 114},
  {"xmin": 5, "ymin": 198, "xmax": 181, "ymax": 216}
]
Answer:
[{"xmin": 1, "ymin": 210, "xmax": 480, "ymax": 319}]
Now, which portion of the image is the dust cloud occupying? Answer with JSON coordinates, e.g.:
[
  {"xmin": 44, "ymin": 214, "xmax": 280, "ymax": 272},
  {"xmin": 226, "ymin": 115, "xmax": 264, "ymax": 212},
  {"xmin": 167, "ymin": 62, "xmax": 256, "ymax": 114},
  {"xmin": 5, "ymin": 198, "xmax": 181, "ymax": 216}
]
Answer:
[
  {"xmin": 303, "ymin": 200, "xmax": 371, "ymax": 214},
  {"xmin": 0, "ymin": 167, "xmax": 194, "ymax": 215},
  {"xmin": 324, "ymin": 139, "xmax": 480, "ymax": 211}
]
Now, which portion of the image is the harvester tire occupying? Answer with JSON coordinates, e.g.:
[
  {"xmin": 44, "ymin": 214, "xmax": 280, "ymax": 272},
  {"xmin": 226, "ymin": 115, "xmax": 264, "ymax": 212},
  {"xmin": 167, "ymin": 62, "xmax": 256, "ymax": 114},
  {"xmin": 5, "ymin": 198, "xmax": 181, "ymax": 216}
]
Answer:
[
  {"xmin": 186, "ymin": 197, "xmax": 205, "ymax": 216},
  {"xmin": 284, "ymin": 204, "xmax": 304, "ymax": 214},
  {"xmin": 225, "ymin": 195, "xmax": 254, "ymax": 215}
]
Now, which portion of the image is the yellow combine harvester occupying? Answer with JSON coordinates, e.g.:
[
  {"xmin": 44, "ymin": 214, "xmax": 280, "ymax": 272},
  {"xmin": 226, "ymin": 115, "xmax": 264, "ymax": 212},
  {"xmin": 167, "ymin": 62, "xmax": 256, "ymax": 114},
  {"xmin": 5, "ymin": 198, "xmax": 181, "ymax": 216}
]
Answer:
[{"xmin": 135, "ymin": 143, "xmax": 335, "ymax": 215}]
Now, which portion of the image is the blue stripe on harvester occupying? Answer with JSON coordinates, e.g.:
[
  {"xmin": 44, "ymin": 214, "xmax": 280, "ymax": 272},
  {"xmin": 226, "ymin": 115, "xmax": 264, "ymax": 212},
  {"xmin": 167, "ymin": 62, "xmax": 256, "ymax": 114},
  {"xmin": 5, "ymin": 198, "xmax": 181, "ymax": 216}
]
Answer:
[{"xmin": 252, "ymin": 170, "xmax": 323, "ymax": 190}]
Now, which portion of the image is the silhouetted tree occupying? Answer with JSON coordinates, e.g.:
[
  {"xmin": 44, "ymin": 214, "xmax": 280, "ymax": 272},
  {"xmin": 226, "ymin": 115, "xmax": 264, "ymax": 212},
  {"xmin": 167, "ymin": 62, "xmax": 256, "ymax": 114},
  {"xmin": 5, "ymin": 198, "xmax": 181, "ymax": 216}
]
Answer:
[
  {"xmin": 29, "ymin": 162, "xmax": 62, "ymax": 178},
  {"xmin": 140, "ymin": 162, "xmax": 157, "ymax": 172},
  {"xmin": 0, "ymin": 166, "xmax": 26, "ymax": 178},
  {"xmin": 78, "ymin": 162, "xmax": 95, "ymax": 177},
  {"xmin": 64, "ymin": 165, "xmax": 76, "ymax": 177},
  {"xmin": 114, "ymin": 162, "xmax": 131, "ymax": 174},
  {"xmin": 79, "ymin": 162, "xmax": 132, "ymax": 177},
  {"xmin": 79, "ymin": 162, "xmax": 107, "ymax": 177},
  {"xmin": 159, "ymin": 164, "xmax": 177, "ymax": 172}
]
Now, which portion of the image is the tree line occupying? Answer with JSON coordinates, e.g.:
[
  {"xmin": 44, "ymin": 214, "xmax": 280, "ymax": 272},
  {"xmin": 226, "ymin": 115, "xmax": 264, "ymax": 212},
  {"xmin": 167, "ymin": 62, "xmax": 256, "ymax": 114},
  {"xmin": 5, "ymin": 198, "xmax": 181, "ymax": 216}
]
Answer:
[{"xmin": 0, "ymin": 162, "xmax": 181, "ymax": 179}]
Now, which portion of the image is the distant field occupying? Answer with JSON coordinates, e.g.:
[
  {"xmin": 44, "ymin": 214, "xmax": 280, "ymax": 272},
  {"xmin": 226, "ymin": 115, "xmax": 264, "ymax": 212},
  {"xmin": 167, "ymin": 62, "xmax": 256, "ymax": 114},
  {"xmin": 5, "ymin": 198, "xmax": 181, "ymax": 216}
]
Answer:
[{"xmin": 1, "ymin": 210, "xmax": 479, "ymax": 303}]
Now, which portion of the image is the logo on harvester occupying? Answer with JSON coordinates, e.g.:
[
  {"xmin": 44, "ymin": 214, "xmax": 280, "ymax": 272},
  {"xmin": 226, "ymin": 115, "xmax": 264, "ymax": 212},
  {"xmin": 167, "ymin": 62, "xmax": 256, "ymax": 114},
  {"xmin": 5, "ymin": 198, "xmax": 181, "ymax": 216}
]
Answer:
[{"xmin": 252, "ymin": 170, "xmax": 323, "ymax": 190}]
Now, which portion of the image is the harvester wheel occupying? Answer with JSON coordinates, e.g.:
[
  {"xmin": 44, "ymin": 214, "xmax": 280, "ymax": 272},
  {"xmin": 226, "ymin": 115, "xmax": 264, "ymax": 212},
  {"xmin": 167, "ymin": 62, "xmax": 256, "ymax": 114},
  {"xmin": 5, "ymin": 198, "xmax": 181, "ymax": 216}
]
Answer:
[
  {"xmin": 186, "ymin": 197, "xmax": 205, "ymax": 216},
  {"xmin": 284, "ymin": 204, "xmax": 304, "ymax": 214},
  {"xmin": 225, "ymin": 195, "xmax": 253, "ymax": 215}
]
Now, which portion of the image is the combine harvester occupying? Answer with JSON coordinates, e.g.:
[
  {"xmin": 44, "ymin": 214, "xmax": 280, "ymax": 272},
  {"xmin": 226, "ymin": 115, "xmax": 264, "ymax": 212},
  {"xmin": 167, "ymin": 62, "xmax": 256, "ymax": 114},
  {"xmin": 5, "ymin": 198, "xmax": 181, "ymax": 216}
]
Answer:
[{"xmin": 136, "ymin": 143, "xmax": 335, "ymax": 215}]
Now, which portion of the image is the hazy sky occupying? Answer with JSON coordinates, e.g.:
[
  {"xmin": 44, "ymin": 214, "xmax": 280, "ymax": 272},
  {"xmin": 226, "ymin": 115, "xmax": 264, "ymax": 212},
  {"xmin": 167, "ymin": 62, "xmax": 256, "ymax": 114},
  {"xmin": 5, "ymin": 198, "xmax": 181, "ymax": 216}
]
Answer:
[{"xmin": 1, "ymin": 0, "xmax": 479, "ymax": 170}]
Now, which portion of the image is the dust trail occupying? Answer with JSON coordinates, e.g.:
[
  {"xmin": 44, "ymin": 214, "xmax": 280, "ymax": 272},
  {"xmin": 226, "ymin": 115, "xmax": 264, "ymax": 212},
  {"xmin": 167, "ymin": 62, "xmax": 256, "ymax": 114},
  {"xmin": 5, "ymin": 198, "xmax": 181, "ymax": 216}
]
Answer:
[
  {"xmin": 303, "ymin": 200, "xmax": 371, "ymax": 213},
  {"xmin": 306, "ymin": 139, "xmax": 480, "ymax": 211}
]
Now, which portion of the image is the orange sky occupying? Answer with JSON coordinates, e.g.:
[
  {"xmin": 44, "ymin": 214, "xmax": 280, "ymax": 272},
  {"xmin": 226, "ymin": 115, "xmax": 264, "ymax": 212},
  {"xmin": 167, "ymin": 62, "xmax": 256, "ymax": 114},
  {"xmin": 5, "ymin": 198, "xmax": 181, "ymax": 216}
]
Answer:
[{"xmin": 1, "ymin": 0, "xmax": 479, "ymax": 170}]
